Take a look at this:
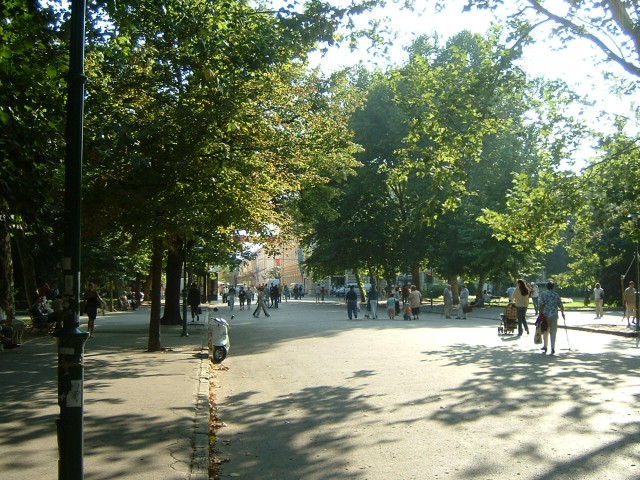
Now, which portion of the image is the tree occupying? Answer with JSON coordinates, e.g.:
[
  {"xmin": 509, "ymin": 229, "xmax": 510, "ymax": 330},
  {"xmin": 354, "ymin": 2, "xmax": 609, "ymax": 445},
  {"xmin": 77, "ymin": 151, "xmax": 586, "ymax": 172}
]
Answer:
[
  {"xmin": 0, "ymin": 1, "xmax": 68, "ymax": 312},
  {"xmin": 79, "ymin": 0, "xmax": 373, "ymax": 350},
  {"xmin": 564, "ymin": 123, "xmax": 640, "ymax": 304},
  {"xmin": 444, "ymin": 0, "xmax": 640, "ymax": 80}
]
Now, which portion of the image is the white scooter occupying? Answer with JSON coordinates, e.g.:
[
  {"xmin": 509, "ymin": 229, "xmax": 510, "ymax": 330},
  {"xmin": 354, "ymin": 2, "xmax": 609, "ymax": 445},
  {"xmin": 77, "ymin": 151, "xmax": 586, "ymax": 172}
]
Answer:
[{"xmin": 208, "ymin": 306, "xmax": 233, "ymax": 364}]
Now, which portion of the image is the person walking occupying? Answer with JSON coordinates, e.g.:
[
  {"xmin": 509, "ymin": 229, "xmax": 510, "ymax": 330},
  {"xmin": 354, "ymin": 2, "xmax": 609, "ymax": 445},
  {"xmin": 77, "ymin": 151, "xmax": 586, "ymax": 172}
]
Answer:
[
  {"xmin": 530, "ymin": 282, "xmax": 540, "ymax": 315},
  {"xmin": 457, "ymin": 284, "xmax": 469, "ymax": 319},
  {"xmin": 513, "ymin": 279, "xmax": 530, "ymax": 336},
  {"xmin": 623, "ymin": 281, "xmax": 636, "ymax": 326},
  {"xmin": 84, "ymin": 282, "xmax": 103, "ymax": 338},
  {"xmin": 252, "ymin": 286, "xmax": 270, "ymax": 318},
  {"xmin": 593, "ymin": 282, "xmax": 604, "ymax": 319},
  {"xmin": 247, "ymin": 285, "xmax": 254, "ymax": 308},
  {"xmin": 345, "ymin": 285, "xmax": 358, "ymax": 319},
  {"xmin": 368, "ymin": 285, "xmax": 379, "ymax": 319},
  {"xmin": 228, "ymin": 285, "xmax": 237, "ymax": 310},
  {"xmin": 394, "ymin": 286, "xmax": 401, "ymax": 316},
  {"xmin": 187, "ymin": 282, "xmax": 201, "ymax": 322},
  {"xmin": 408, "ymin": 285, "xmax": 422, "ymax": 320},
  {"xmin": 538, "ymin": 281, "xmax": 565, "ymax": 355},
  {"xmin": 238, "ymin": 286, "xmax": 247, "ymax": 310},
  {"xmin": 386, "ymin": 294, "xmax": 397, "ymax": 319},
  {"xmin": 270, "ymin": 283, "xmax": 280, "ymax": 308},
  {"xmin": 443, "ymin": 284, "xmax": 453, "ymax": 319}
]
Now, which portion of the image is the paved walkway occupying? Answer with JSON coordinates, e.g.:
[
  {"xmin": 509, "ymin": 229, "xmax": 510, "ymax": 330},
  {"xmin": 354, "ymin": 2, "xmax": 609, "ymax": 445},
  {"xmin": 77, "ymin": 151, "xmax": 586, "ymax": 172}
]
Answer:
[
  {"xmin": 1, "ymin": 306, "xmax": 212, "ymax": 480},
  {"xmin": 0, "ymin": 299, "xmax": 635, "ymax": 480}
]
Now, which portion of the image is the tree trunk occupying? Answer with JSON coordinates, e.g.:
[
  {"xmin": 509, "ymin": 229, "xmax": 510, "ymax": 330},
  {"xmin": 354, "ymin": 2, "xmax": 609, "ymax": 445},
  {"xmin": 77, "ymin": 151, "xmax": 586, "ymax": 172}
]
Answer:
[
  {"xmin": 160, "ymin": 236, "xmax": 183, "ymax": 325},
  {"xmin": 354, "ymin": 268, "xmax": 365, "ymax": 300},
  {"xmin": 384, "ymin": 273, "xmax": 395, "ymax": 297},
  {"xmin": 411, "ymin": 264, "xmax": 421, "ymax": 291},
  {"xmin": 13, "ymin": 227, "xmax": 38, "ymax": 306},
  {"xmin": 0, "ymin": 223, "xmax": 14, "ymax": 316},
  {"xmin": 148, "ymin": 236, "xmax": 164, "ymax": 351},
  {"xmin": 476, "ymin": 272, "xmax": 486, "ymax": 300},
  {"xmin": 450, "ymin": 275, "xmax": 459, "ymax": 303}
]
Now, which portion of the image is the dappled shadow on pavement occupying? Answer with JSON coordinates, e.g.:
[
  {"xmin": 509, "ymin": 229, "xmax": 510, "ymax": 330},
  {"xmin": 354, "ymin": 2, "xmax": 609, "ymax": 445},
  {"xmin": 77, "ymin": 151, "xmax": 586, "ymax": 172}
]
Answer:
[
  {"xmin": 0, "ymin": 319, "xmax": 205, "ymax": 480},
  {"xmin": 408, "ymin": 344, "xmax": 640, "ymax": 479},
  {"xmin": 213, "ymin": 300, "xmax": 640, "ymax": 479},
  {"xmin": 214, "ymin": 383, "xmax": 382, "ymax": 479}
]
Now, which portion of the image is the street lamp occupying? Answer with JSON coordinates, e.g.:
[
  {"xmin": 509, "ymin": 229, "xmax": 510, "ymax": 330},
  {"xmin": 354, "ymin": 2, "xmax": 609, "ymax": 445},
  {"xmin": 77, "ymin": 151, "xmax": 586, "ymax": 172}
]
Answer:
[
  {"xmin": 628, "ymin": 214, "xmax": 640, "ymax": 331},
  {"xmin": 56, "ymin": 0, "xmax": 89, "ymax": 478}
]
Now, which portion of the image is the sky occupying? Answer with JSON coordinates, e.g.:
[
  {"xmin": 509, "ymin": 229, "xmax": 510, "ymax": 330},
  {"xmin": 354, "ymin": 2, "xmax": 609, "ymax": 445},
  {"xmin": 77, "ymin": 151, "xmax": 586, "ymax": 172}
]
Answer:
[{"xmin": 304, "ymin": 1, "xmax": 637, "ymax": 169}]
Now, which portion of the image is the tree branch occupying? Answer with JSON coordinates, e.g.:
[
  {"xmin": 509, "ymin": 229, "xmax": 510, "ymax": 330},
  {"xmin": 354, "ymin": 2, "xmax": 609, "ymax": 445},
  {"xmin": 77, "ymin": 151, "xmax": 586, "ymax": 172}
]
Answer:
[{"xmin": 527, "ymin": 0, "xmax": 640, "ymax": 78}]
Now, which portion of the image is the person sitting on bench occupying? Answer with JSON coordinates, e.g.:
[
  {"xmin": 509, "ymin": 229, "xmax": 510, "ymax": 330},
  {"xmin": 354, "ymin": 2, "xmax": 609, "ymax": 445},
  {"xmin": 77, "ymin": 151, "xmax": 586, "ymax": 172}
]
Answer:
[{"xmin": 30, "ymin": 296, "xmax": 55, "ymax": 329}]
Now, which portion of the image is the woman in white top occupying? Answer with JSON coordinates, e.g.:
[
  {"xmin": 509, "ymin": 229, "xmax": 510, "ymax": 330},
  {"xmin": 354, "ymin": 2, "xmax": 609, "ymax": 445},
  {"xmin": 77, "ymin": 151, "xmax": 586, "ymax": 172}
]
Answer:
[{"xmin": 513, "ymin": 279, "xmax": 530, "ymax": 336}]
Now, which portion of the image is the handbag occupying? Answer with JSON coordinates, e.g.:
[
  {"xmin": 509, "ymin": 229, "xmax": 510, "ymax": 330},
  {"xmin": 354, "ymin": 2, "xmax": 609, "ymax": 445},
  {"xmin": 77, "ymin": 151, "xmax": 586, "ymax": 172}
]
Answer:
[
  {"xmin": 463, "ymin": 304, "xmax": 473, "ymax": 313},
  {"xmin": 534, "ymin": 326, "xmax": 542, "ymax": 344},
  {"xmin": 535, "ymin": 314, "xmax": 548, "ymax": 332}
]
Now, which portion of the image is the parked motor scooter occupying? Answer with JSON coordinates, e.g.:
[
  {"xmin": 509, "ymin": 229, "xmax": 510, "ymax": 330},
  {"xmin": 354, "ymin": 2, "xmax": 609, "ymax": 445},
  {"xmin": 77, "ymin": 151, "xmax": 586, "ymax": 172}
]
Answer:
[{"xmin": 208, "ymin": 307, "xmax": 233, "ymax": 364}]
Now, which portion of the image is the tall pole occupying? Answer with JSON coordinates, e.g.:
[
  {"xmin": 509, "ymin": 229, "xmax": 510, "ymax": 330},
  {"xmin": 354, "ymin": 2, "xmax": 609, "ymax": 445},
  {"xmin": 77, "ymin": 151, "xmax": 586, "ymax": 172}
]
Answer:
[{"xmin": 55, "ymin": 0, "xmax": 89, "ymax": 479}]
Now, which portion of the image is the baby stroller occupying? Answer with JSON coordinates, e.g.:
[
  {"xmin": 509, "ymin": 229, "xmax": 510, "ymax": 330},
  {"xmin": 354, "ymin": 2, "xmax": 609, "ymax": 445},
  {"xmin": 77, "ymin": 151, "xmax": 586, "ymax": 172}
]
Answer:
[{"xmin": 498, "ymin": 303, "xmax": 517, "ymax": 335}]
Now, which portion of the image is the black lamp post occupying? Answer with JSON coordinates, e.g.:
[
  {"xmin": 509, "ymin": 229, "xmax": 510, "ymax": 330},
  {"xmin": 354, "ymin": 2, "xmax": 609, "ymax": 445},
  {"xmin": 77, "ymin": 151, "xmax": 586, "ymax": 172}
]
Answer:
[{"xmin": 56, "ymin": 1, "xmax": 89, "ymax": 479}]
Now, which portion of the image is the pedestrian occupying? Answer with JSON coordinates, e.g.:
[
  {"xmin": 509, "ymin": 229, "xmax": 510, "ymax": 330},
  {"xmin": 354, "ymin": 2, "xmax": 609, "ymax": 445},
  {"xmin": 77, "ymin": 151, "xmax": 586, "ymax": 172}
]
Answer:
[
  {"xmin": 315, "ymin": 284, "xmax": 321, "ymax": 303},
  {"xmin": 513, "ymin": 279, "xmax": 530, "ymax": 336},
  {"xmin": 187, "ymin": 282, "xmax": 201, "ymax": 321},
  {"xmin": 457, "ymin": 284, "xmax": 469, "ymax": 319},
  {"xmin": 270, "ymin": 283, "xmax": 279, "ymax": 308},
  {"xmin": 228, "ymin": 285, "xmax": 237, "ymax": 310},
  {"xmin": 538, "ymin": 281, "xmax": 565, "ymax": 355},
  {"xmin": 346, "ymin": 285, "xmax": 358, "ymax": 319},
  {"xmin": 530, "ymin": 282, "xmax": 540, "ymax": 315},
  {"xmin": 506, "ymin": 283, "xmax": 516, "ymax": 303},
  {"xmin": 386, "ymin": 294, "xmax": 396, "ymax": 319},
  {"xmin": 394, "ymin": 286, "xmax": 401, "ymax": 315},
  {"xmin": 443, "ymin": 284, "xmax": 453, "ymax": 319},
  {"xmin": 238, "ymin": 286, "xmax": 247, "ymax": 310},
  {"xmin": 593, "ymin": 282, "xmax": 604, "ymax": 319},
  {"xmin": 623, "ymin": 281, "xmax": 636, "ymax": 326},
  {"xmin": 252, "ymin": 286, "xmax": 270, "ymax": 318},
  {"xmin": 320, "ymin": 286, "xmax": 326, "ymax": 303},
  {"xmin": 247, "ymin": 285, "xmax": 254, "ymax": 307},
  {"xmin": 84, "ymin": 282, "xmax": 103, "ymax": 338},
  {"xmin": 401, "ymin": 285, "xmax": 410, "ymax": 305},
  {"xmin": 408, "ymin": 285, "xmax": 421, "ymax": 320},
  {"xmin": 368, "ymin": 285, "xmax": 379, "ymax": 319},
  {"xmin": 283, "ymin": 285, "xmax": 290, "ymax": 302}
]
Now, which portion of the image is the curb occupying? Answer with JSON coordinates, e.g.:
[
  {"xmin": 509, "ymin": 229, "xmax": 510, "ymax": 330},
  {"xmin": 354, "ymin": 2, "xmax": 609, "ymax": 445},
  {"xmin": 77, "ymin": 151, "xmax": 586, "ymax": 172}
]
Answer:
[
  {"xmin": 565, "ymin": 325, "xmax": 639, "ymax": 338},
  {"xmin": 190, "ymin": 328, "xmax": 211, "ymax": 479}
]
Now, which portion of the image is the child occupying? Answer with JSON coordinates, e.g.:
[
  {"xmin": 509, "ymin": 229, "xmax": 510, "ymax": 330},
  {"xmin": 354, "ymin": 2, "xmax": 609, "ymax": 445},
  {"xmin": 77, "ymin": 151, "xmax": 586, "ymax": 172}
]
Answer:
[{"xmin": 403, "ymin": 305, "xmax": 412, "ymax": 321}]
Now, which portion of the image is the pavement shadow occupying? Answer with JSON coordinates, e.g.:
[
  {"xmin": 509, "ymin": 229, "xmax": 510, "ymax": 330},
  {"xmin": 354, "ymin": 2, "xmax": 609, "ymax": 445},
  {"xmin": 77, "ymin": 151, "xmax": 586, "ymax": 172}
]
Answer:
[
  {"xmin": 0, "ymin": 315, "xmax": 205, "ymax": 480},
  {"xmin": 215, "ymin": 384, "xmax": 382, "ymax": 479},
  {"xmin": 409, "ymin": 343, "xmax": 640, "ymax": 479}
]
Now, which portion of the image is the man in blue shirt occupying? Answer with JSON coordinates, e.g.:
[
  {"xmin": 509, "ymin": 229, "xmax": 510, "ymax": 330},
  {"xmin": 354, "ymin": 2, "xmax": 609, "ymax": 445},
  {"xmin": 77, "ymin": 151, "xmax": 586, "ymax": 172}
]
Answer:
[{"xmin": 539, "ymin": 281, "xmax": 565, "ymax": 355}]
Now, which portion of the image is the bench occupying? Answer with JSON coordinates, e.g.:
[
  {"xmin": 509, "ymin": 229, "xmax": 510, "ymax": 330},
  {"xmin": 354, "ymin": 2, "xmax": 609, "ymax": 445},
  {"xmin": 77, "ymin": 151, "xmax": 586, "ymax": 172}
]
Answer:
[{"xmin": 26, "ymin": 309, "xmax": 54, "ymax": 334}]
